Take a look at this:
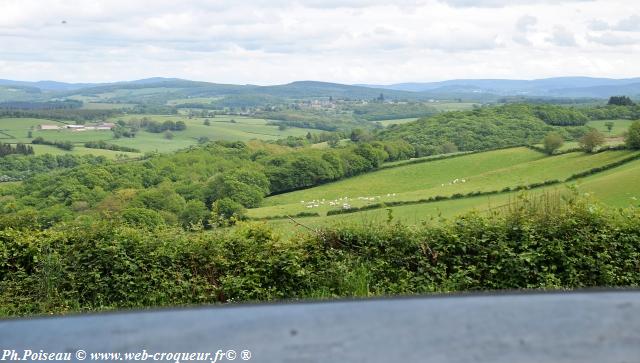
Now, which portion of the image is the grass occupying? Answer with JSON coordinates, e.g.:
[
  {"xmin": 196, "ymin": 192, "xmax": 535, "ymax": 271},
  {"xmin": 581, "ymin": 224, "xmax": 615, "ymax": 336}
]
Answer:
[
  {"xmin": 429, "ymin": 102, "xmax": 479, "ymax": 111},
  {"xmin": 376, "ymin": 118, "xmax": 419, "ymax": 127},
  {"xmin": 249, "ymin": 147, "xmax": 638, "ymax": 219},
  {"xmin": 572, "ymin": 158, "xmax": 640, "ymax": 206},
  {"xmin": 266, "ymin": 157, "xmax": 640, "ymax": 234},
  {"xmin": 27, "ymin": 144, "xmax": 141, "ymax": 159},
  {"xmin": 166, "ymin": 97, "xmax": 221, "ymax": 106},
  {"xmin": 586, "ymin": 119, "xmax": 633, "ymax": 137},
  {"xmin": 107, "ymin": 115, "xmax": 310, "ymax": 153},
  {"xmin": 1, "ymin": 115, "xmax": 310, "ymax": 155},
  {"xmin": 80, "ymin": 102, "xmax": 136, "ymax": 110}
]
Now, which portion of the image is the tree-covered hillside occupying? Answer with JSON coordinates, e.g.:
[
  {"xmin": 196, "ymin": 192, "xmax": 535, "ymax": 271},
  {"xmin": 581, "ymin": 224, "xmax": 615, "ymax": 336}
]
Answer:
[{"xmin": 378, "ymin": 104, "xmax": 587, "ymax": 155}]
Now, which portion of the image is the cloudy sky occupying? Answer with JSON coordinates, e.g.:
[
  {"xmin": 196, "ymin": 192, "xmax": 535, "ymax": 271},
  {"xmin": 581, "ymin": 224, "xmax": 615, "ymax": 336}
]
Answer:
[{"xmin": 1, "ymin": 0, "xmax": 639, "ymax": 84}]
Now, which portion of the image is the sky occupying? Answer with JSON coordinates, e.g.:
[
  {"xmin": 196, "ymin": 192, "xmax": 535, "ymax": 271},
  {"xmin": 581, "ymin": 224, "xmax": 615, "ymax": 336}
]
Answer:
[{"xmin": 0, "ymin": 0, "xmax": 639, "ymax": 84}]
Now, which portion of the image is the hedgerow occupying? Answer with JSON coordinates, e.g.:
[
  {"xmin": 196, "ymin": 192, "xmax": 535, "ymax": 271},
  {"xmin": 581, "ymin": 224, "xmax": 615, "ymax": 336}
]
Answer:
[{"xmin": 2, "ymin": 194, "xmax": 639, "ymax": 317}]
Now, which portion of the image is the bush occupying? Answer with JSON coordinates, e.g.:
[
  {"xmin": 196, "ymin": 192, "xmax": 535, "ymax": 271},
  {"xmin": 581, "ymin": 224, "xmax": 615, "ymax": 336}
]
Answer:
[
  {"xmin": 32, "ymin": 137, "xmax": 74, "ymax": 151},
  {"xmin": 211, "ymin": 198, "xmax": 246, "ymax": 225},
  {"xmin": 625, "ymin": 121, "xmax": 640, "ymax": 150},
  {"xmin": 579, "ymin": 130, "xmax": 605, "ymax": 153},
  {"xmin": 121, "ymin": 208, "xmax": 165, "ymax": 228},
  {"xmin": 543, "ymin": 132, "xmax": 564, "ymax": 155},
  {"xmin": 2, "ymin": 195, "xmax": 640, "ymax": 317}
]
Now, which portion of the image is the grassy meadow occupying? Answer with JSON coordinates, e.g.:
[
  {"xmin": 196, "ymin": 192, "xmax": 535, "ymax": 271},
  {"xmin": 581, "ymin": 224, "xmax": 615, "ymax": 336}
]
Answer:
[
  {"xmin": 249, "ymin": 147, "xmax": 638, "ymax": 218},
  {"xmin": 0, "ymin": 114, "xmax": 310, "ymax": 156},
  {"xmin": 264, "ymin": 157, "xmax": 640, "ymax": 234},
  {"xmin": 586, "ymin": 119, "xmax": 634, "ymax": 136}
]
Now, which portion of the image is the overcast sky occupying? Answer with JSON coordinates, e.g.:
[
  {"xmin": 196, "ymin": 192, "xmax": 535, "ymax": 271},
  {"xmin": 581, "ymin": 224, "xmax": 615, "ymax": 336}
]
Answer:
[{"xmin": 1, "ymin": 0, "xmax": 639, "ymax": 84}]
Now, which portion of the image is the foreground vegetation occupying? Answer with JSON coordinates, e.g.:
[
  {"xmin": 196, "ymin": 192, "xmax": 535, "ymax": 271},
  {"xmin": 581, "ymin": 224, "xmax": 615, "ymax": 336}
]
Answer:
[{"xmin": 2, "ymin": 193, "xmax": 639, "ymax": 317}]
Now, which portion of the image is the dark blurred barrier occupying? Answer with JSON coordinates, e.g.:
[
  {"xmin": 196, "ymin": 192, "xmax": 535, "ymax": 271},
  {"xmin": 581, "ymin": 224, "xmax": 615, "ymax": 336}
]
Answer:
[{"xmin": 1, "ymin": 291, "xmax": 639, "ymax": 363}]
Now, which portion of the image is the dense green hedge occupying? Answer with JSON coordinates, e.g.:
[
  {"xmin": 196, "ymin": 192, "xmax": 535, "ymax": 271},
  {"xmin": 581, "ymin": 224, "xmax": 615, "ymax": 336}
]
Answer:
[
  {"xmin": 84, "ymin": 140, "xmax": 140, "ymax": 153},
  {"xmin": 2, "ymin": 195, "xmax": 639, "ymax": 317}
]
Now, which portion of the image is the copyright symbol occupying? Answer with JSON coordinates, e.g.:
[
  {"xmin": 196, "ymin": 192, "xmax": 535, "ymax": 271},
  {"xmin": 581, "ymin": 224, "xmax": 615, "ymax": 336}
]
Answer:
[
  {"xmin": 226, "ymin": 350, "xmax": 237, "ymax": 360},
  {"xmin": 76, "ymin": 350, "xmax": 87, "ymax": 360}
]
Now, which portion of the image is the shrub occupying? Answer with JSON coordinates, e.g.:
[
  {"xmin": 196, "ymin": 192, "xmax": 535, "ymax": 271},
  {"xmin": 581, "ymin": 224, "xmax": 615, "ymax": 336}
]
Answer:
[
  {"xmin": 543, "ymin": 132, "xmax": 564, "ymax": 155},
  {"xmin": 625, "ymin": 121, "xmax": 640, "ymax": 150},
  {"xmin": 121, "ymin": 208, "xmax": 165, "ymax": 228},
  {"xmin": 2, "ymin": 195, "xmax": 640, "ymax": 317},
  {"xmin": 579, "ymin": 130, "xmax": 605, "ymax": 153}
]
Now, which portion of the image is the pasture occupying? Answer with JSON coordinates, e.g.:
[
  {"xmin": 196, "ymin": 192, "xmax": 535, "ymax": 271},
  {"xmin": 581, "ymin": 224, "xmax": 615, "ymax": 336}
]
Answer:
[
  {"xmin": 376, "ymin": 118, "xmax": 419, "ymax": 127},
  {"xmin": 29, "ymin": 144, "xmax": 141, "ymax": 159},
  {"xmin": 249, "ymin": 147, "xmax": 639, "ymax": 219},
  {"xmin": 107, "ymin": 114, "xmax": 310, "ymax": 152},
  {"xmin": 0, "ymin": 115, "xmax": 310, "ymax": 155},
  {"xmin": 265, "ymin": 157, "xmax": 640, "ymax": 234},
  {"xmin": 586, "ymin": 119, "xmax": 633, "ymax": 137},
  {"xmin": 429, "ymin": 102, "xmax": 479, "ymax": 112}
]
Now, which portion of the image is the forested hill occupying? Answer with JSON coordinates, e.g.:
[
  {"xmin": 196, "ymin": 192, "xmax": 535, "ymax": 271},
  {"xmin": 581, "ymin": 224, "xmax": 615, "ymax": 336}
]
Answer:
[{"xmin": 377, "ymin": 103, "xmax": 639, "ymax": 155}]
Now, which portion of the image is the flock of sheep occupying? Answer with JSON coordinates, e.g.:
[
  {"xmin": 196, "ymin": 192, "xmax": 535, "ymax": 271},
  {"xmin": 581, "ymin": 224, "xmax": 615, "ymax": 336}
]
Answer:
[
  {"xmin": 301, "ymin": 193, "xmax": 398, "ymax": 210},
  {"xmin": 298, "ymin": 178, "xmax": 469, "ymax": 210}
]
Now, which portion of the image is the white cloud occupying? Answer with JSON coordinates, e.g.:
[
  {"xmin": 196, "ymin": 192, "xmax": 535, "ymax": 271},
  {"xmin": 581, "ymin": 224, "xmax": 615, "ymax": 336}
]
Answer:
[
  {"xmin": 516, "ymin": 15, "xmax": 537, "ymax": 32},
  {"xmin": 588, "ymin": 19, "xmax": 610, "ymax": 31},
  {"xmin": 588, "ymin": 32, "xmax": 639, "ymax": 46},
  {"xmin": 612, "ymin": 15, "xmax": 640, "ymax": 31},
  {"xmin": 438, "ymin": 0, "xmax": 593, "ymax": 8},
  {"xmin": 0, "ymin": 0, "xmax": 638, "ymax": 83},
  {"xmin": 547, "ymin": 26, "xmax": 577, "ymax": 47}
]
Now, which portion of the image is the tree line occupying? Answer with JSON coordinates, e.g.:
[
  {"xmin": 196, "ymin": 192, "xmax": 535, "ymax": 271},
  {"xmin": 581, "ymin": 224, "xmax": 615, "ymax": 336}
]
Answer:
[{"xmin": 0, "ymin": 142, "xmax": 34, "ymax": 157}]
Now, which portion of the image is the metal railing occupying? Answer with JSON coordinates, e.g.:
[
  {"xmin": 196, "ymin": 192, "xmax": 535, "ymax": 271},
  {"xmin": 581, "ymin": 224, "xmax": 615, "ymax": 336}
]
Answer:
[{"xmin": 1, "ymin": 290, "xmax": 639, "ymax": 363}]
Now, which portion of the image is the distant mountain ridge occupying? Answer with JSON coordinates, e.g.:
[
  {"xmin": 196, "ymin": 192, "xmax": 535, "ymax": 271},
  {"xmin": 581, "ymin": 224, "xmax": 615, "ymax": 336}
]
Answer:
[
  {"xmin": 358, "ymin": 77, "xmax": 640, "ymax": 98},
  {"xmin": 1, "ymin": 76, "xmax": 639, "ymax": 101}
]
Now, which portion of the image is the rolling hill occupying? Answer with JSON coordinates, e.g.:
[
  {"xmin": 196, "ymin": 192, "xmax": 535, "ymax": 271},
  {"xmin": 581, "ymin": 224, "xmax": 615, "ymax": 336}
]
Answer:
[
  {"xmin": 2, "ymin": 76, "xmax": 639, "ymax": 106},
  {"xmin": 360, "ymin": 77, "xmax": 640, "ymax": 98}
]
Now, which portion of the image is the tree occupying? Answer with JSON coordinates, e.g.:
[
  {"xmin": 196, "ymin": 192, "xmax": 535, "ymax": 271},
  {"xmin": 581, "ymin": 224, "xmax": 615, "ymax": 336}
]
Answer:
[
  {"xmin": 211, "ymin": 198, "xmax": 246, "ymax": 226},
  {"xmin": 440, "ymin": 141, "xmax": 458, "ymax": 154},
  {"xmin": 350, "ymin": 128, "xmax": 372, "ymax": 142},
  {"xmin": 543, "ymin": 132, "xmax": 564, "ymax": 155},
  {"xmin": 206, "ymin": 169, "xmax": 269, "ymax": 208},
  {"xmin": 164, "ymin": 130, "xmax": 174, "ymax": 140},
  {"xmin": 163, "ymin": 120, "xmax": 176, "ymax": 131},
  {"xmin": 327, "ymin": 134, "xmax": 340, "ymax": 148},
  {"xmin": 625, "ymin": 121, "xmax": 640, "ymax": 149},
  {"xmin": 605, "ymin": 121, "xmax": 615, "ymax": 133},
  {"xmin": 203, "ymin": 119, "xmax": 211, "ymax": 126},
  {"xmin": 608, "ymin": 96, "xmax": 635, "ymax": 106},
  {"xmin": 579, "ymin": 130, "xmax": 605, "ymax": 153},
  {"xmin": 179, "ymin": 200, "xmax": 209, "ymax": 229},
  {"xmin": 121, "ymin": 208, "xmax": 165, "ymax": 228},
  {"xmin": 174, "ymin": 120, "xmax": 187, "ymax": 131}
]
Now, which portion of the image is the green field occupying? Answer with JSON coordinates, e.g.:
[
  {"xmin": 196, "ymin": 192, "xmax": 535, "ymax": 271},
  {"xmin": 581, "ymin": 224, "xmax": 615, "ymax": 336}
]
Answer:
[
  {"xmin": 249, "ymin": 147, "xmax": 639, "ymax": 219},
  {"xmin": 80, "ymin": 102, "xmax": 136, "ymax": 110},
  {"xmin": 429, "ymin": 102, "xmax": 479, "ymax": 111},
  {"xmin": 166, "ymin": 97, "xmax": 221, "ymax": 106},
  {"xmin": 1, "ymin": 115, "xmax": 310, "ymax": 155},
  {"xmin": 108, "ymin": 115, "xmax": 310, "ymax": 153},
  {"xmin": 536, "ymin": 137, "xmax": 626, "ymax": 152},
  {"xmin": 28, "ymin": 144, "xmax": 141, "ymax": 159},
  {"xmin": 586, "ymin": 119, "xmax": 634, "ymax": 136},
  {"xmin": 265, "ymin": 157, "xmax": 640, "ymax": 234},
  {"xmin": 376, "ymin": 118, "xmax": 419, "ymax": 127}
]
